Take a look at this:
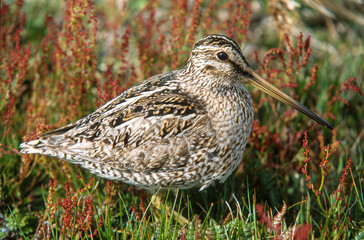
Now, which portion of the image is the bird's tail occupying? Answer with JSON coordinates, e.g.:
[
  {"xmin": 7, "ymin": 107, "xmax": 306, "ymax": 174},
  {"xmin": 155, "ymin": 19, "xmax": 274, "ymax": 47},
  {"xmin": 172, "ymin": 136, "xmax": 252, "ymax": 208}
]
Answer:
[
  {"xmin": 20, "ymin": 139, "xmax": 49, "ymax": 155},
  {"xmin": 20, "ymin": 137, "xmax": 126, "ymax": 181},
  {"xmin": 19, "ymin": 136, "xmax": 84, "ymax": 164},
  {"xmin": 20, "ymin": 120, "xmax": 81, "ymax": 159}
]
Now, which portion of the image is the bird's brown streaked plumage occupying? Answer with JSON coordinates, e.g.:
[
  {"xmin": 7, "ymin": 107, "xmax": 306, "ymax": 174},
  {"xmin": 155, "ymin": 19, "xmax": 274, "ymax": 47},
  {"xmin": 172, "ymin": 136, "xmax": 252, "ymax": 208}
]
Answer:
[{"xmin": 20, "ymin": 34, "xmax": 333, "ymax": 191}]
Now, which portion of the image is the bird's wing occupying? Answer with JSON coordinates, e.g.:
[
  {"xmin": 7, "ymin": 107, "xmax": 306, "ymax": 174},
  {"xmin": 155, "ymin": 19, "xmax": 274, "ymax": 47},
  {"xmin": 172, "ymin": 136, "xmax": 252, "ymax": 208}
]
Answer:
[{"xmin": 40, "ymin": 72, "xmax": 176, "ymax": 137}]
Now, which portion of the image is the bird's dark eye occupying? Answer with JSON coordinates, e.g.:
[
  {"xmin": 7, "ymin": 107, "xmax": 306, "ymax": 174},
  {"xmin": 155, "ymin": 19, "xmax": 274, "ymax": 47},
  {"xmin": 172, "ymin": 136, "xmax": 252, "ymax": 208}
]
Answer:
[{"xmin": 216, "ymin": 52, "xmax": 228, "ymax": 61}]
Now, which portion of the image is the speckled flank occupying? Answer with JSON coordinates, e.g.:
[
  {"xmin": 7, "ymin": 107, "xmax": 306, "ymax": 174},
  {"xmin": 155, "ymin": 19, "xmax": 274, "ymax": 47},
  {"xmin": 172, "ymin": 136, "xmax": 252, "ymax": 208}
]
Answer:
[{"xmin": 20, "ymin": 35, "xmax": 254, "ymax": 191}]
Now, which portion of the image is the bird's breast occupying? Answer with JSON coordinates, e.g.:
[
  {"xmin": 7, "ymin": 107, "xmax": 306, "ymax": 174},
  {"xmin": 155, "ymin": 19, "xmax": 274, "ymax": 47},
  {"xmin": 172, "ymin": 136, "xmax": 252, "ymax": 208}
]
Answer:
[
  {"xmin": 181, "ymin": 78, "xmax": 254, "ymax": 156},
  {"xmin": 206, "ymin": 86, "xmax": 254, "ymax": 154}
]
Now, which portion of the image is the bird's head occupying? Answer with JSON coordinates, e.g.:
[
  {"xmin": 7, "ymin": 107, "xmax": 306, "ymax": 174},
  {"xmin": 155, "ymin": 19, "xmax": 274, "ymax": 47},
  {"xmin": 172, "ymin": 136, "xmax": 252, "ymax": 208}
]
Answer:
[
  {"xmin": 188, "ymin": 34, "xmax": 333, "ymax": 130},
  {"xmin": 189, "ymin": 34, "xmax": 251, "ymax": 85}
]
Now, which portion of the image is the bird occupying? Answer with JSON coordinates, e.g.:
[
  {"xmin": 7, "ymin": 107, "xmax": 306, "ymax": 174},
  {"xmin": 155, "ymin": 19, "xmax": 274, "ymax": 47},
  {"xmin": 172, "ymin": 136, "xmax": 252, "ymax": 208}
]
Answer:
[{"xmin": 20, "ymin": 34, "xmax": 333, "ymax": 192}]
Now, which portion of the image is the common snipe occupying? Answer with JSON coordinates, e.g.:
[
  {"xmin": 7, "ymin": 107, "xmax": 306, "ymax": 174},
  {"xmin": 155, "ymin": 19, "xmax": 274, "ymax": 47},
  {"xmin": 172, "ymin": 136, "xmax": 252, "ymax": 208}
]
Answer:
[{"xmin": 20, "ymin": 35, "xmax": 332, "ymax": 191}]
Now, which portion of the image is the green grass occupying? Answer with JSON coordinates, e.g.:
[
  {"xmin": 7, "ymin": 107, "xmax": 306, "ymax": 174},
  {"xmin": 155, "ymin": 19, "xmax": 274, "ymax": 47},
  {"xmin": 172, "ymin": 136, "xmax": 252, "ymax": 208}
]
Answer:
[{"xmin": 1, "ymin": 0, "xmax": 363, "ymax": 239}]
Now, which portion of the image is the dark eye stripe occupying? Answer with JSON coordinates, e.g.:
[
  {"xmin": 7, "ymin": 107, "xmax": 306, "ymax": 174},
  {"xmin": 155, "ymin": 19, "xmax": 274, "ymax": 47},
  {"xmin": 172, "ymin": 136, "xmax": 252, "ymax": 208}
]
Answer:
[{"xmin": 229, "ymin": 60, "xmax": 251, "ymax": 76}]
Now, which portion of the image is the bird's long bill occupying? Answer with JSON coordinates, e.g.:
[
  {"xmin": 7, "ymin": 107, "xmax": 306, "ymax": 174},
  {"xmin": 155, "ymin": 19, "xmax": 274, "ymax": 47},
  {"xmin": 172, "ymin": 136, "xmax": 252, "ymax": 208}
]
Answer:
[{"xmin": 247, "ymin": 71, "xmax": 333, "ymax": 130}]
